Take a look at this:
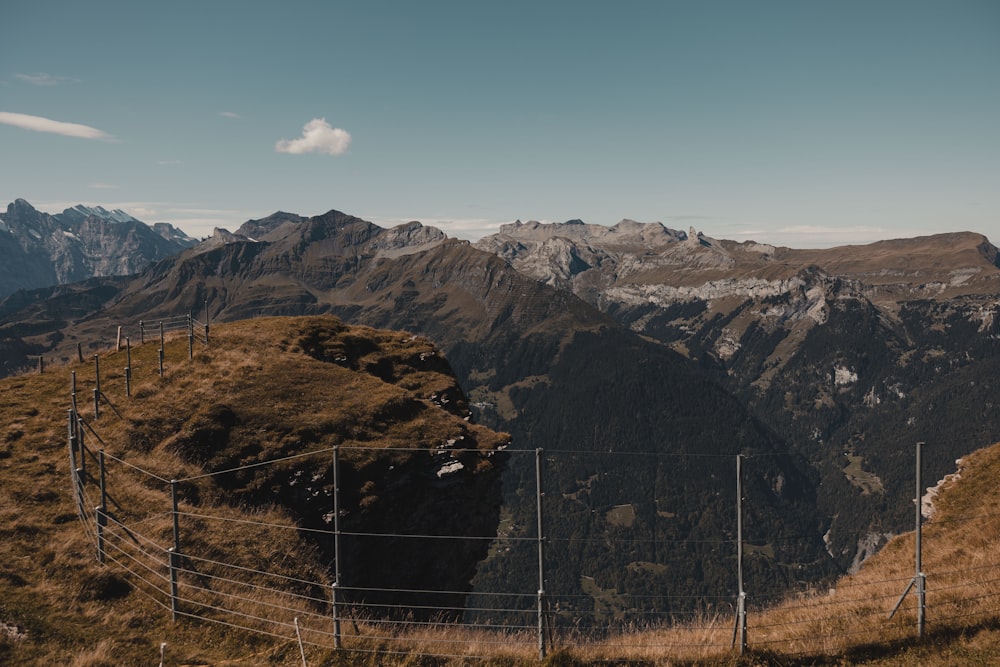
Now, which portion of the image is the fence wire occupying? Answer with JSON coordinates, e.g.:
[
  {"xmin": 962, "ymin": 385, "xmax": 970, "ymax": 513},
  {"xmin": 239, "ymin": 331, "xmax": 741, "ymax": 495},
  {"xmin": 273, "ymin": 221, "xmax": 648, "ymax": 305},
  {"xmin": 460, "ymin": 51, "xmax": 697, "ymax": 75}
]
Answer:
[{"xmin": 60, "ymin": 325, "xmax": 1000, "ymax": 663}]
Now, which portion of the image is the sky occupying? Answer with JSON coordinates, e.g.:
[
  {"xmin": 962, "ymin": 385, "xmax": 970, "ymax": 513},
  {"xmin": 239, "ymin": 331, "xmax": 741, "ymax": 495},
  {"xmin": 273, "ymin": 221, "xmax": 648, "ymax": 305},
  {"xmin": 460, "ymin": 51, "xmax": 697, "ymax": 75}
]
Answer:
[{"xmin": 1, "ymin": 1, "xmax": 997, "ymax": 247}]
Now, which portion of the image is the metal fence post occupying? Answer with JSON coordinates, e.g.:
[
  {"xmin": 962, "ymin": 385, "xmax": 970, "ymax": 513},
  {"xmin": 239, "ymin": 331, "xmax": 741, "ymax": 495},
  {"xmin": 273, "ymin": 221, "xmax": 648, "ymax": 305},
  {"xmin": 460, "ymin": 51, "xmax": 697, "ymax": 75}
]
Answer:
[
  {"xmin": 169, "ymin": 479, "xmax": 181, "ymax": 621},
  {"xmin": 187, "ymin": 314, "xmax": 194, "ymax": 360},
  {"xmin": 889, "ymin": 441, "xmax": 927, "ymax": 637},
  {"xmin": 536, "ymin": 448, "xmax": 546, "ymax": 660},
  {"xmin": 125, "ymin": 337, "xmax": 132, "ymax": 398},
  {"xmin": 77, "ymin": 415, "xmax": 86, "ymax": 479},
  {"xmin": 93, "ymin": 354, "xmax": 101, "ymax": 421},
  {"xmin": 734, "ymin": 454, "xmax": 747, "ymax": 654},
  {"xmin": 915, "ymin": 442, "xmax": 926, "ymax": 638},
  {"xmin": 332, "ymin": 445, "xmax": 342, "ymax": 648},
  {"xmin": 70, "ymin": 372, "xmax": 80, "ymax": 449},
  {"xmin": 158, "ymin": 322, "xmax": 165, "ymax": 376},
  {"xmin": 96, "ymin": 450, "xmax": 107, "ymax": 563},
  {"xmin": 67, "ymin": 409, "xmax": 86, "ymax": 523}
]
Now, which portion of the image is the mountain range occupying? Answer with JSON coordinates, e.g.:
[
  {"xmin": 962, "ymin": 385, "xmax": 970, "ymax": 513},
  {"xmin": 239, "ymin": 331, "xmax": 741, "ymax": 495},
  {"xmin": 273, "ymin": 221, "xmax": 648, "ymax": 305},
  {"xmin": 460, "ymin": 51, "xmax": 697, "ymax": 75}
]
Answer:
[
  {"xmin": 3, "ymin": 199, "xmax": 1000, "ymax": 616},
  {"xmin": 0, "ymin": 199, "xmax": 197, "ymax": 299}
]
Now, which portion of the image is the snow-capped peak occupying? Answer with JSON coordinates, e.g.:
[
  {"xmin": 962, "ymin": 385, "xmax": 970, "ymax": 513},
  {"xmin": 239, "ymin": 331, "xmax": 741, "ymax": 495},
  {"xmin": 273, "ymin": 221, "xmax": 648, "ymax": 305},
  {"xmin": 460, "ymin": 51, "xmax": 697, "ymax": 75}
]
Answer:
[{"xmin": 68, "ymin": 204, "xmax": 140, "ymax": 224}]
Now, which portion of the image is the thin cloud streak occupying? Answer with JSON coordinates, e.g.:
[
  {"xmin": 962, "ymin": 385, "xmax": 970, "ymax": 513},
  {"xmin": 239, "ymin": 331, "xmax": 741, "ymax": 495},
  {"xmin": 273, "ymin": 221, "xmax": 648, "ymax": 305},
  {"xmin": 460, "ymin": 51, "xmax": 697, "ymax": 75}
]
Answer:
[
  {"xmin": 15, "ymin": 72, "xmax": 77, "ymax": 86},
  {"xmin": 0, "ymin": 111, "xmax": 115, "ymax": 141},
  {"xmin": 717, "ymin": 223, "xmax": 935, "ymax": 249}
]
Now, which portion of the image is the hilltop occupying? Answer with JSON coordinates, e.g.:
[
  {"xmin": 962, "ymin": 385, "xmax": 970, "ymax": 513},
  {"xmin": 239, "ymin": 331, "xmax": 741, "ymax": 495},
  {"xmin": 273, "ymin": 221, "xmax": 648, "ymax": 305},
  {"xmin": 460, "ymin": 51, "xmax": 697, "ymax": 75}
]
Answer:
[{"xmin": 0, "ymin": 316, "xmax": 508, "ymax": 665}]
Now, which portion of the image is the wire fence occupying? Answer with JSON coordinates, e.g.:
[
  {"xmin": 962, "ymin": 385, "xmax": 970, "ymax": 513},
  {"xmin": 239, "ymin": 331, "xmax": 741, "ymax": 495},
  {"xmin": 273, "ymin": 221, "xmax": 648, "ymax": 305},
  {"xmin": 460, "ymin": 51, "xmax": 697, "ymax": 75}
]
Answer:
[{"xmin": 60, "ymin": 319, "xmax": 1000, "ymax": 663}]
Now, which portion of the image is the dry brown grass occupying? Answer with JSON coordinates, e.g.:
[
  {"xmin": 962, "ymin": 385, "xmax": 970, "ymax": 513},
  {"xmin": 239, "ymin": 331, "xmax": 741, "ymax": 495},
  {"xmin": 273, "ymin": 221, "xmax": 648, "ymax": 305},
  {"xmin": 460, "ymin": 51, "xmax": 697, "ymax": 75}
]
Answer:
[{"xmin": 3, "ymin": 315, "xmax": 1000, "ymax": 665}]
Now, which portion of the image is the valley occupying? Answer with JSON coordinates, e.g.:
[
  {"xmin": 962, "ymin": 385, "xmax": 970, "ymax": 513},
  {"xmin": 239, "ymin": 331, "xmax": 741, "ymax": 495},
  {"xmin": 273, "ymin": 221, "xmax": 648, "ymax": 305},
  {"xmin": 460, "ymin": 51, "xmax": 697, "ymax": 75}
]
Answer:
[{"xmin": 3, "ymin": 200, "xmax": 1000, "ymax": 663}]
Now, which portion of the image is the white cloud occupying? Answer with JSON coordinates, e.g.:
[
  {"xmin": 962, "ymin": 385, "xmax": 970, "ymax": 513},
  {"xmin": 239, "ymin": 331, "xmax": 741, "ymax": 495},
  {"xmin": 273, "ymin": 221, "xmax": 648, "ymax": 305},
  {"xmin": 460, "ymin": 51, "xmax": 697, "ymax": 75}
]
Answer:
[
  {"xmin": 0, "ymin": 111, "xmax": 115, "ymax": 141},
  {"xmin": 275, "ymin": 118, "xmax": 351, "ymax": 156},
  {"xmin": 219, "ymin": 111, "xmax": 241, "ymax": 119},
  {"xmin": 88, "ymin": 182, "xmax": 118, "ymax": 190},
  {"xmin": 15, "ymin": 72, "xmax": 77, "ymax": 86}
]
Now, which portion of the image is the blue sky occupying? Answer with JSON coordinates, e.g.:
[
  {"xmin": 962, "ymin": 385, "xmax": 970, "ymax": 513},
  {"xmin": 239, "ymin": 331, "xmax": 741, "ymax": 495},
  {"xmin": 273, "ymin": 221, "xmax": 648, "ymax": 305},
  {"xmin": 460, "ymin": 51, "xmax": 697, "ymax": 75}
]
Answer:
[{"xmin": 1, "ymin": 1, "xmax": 997, "ymax": 247}]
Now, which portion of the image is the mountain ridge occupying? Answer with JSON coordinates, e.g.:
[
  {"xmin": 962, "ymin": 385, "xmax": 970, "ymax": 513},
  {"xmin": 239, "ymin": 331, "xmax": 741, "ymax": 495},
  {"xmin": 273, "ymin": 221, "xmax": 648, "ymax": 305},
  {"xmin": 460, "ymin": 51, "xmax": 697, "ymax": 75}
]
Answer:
[
  {"xmin": 0, "ymin": 199, "xmax": 197, "ymax": 298},
  {"xmin": 3, "ymin": 201, "xmax": 1000, "ymax": 617}
]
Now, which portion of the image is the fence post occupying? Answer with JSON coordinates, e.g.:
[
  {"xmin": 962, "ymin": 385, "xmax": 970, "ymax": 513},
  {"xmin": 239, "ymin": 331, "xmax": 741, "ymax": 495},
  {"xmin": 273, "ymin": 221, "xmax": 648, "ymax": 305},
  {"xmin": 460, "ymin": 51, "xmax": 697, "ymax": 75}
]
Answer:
[
  {"xmin": 332, "ymin": 445, "xmax": 342, "ymax": 648},
  {"xmin": 169, "ymin": 479, "xmax": 181, "ymax": 621},
  {"xmin": 159, "ymin": 322, "xmax": 165, "ymax": 377},
  {"xmin": 71, "ymin": 372, "xmax": 79, "ymax": 444},
  {"xmin": 734, "ymin": 454, "xmax": 747, "ymax": 654},
  {"xmin": 77, "ymin": 415, "xmax": 86, "ymax": 480},
  {"xmin": 915, "ymin": 442, "xmax": 926, "ymax": 638},
  {"xmin": 187, "ymin": 314, "xmax": 194, "ymax": 360},
  {"xmin": 889, "ymin": 441, "xmax": 927, "ymax": 636},
  {"xmin": 139, "ymin": 320, "xmax": 145, "ymax": 345},
  {"xmin": 67, "ymin": 409, "xmax": 86, "ymax": 521},
  {"xmin": 125, "ymin": 338, "xmax": 132, "ymax": 398},
  {"xmin": 96, "ymin": 450, "xmax": 107, "ymax": 563},
  {"xmin": 37, "ymin": 356, "xmax": 43, "ymax": 374},
  {"xmin": 204, "ymin": 299, "xmax": 210, "ymax": 345},
  {"xmin": 93, "ymin": 354, "xmax": 101, "ymax": 421},
  {"xmin": 536, "ymin": 448, "xmax": 546, "ymax": 660}
]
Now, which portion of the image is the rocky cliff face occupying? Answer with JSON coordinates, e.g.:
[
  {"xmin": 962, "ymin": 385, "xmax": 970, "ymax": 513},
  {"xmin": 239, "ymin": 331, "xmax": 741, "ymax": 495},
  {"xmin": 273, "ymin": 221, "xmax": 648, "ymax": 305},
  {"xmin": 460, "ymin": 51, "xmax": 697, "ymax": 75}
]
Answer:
[
  {"xmin": 0, "ymin": 199, "xmax": 197, "ymax": 298},
  {"xmin": 476, "ymin": 219, "xmax": 1000, "ymax": 568}
]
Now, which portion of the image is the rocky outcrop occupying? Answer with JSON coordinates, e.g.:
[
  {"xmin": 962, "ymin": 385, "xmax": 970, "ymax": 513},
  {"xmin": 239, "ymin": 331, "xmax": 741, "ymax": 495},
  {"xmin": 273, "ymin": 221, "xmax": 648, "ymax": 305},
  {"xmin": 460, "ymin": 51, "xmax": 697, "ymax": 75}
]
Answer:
[{"xmin": 0, "ymin": 199, "xmax": 197, "ymax": 297}]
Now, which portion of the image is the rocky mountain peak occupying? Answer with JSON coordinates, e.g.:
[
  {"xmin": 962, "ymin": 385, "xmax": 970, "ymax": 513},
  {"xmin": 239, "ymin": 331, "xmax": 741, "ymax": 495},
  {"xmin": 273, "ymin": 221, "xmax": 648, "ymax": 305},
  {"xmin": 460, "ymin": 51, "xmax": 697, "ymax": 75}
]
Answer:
[
  {"xmin": 0, "ymin": 199, "xmax": 201, "ymax": 298},
  {"xmin": 58, "ymin": 204, "xmax": 140, "ymax": 226}
]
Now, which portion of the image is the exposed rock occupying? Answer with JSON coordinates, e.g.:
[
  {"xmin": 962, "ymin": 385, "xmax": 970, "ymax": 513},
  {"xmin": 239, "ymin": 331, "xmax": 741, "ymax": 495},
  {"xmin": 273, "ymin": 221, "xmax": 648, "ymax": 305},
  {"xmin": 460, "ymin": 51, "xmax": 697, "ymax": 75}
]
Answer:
[
  {"xmin": 0, "ymin": 199, "xmax": 197, "ymax": 298},
  {"xmin": 849, "ymin": 532, "xmax": 894, "ymax": 574},
  {"xmin": 0, "ymin": 619, "xmax": 26, "ymax": 641}
]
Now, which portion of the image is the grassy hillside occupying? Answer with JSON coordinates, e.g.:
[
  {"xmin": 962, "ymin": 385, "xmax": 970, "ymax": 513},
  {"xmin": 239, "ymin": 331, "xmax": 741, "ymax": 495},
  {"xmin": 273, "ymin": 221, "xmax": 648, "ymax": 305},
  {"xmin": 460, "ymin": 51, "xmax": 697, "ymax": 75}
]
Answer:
[
  {"xmin": 0, "ymin": 315, "xmax": 510, "ymax": 665},
  {"xmin": 2, "ymin": 314, "xmax": 1000, "ymax": 665}
]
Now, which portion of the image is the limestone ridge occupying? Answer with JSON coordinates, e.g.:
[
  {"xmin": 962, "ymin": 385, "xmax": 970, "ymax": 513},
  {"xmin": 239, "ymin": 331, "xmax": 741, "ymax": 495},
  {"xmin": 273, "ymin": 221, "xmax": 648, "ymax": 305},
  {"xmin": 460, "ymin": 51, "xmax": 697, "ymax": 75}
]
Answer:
[
  {"xmin": 477, "ymin": 218, "xmax": 1000, "ymax": 569},
  {"xmin": 0, "ymin": 199, "xmax": 198, "ymax": 298}
]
